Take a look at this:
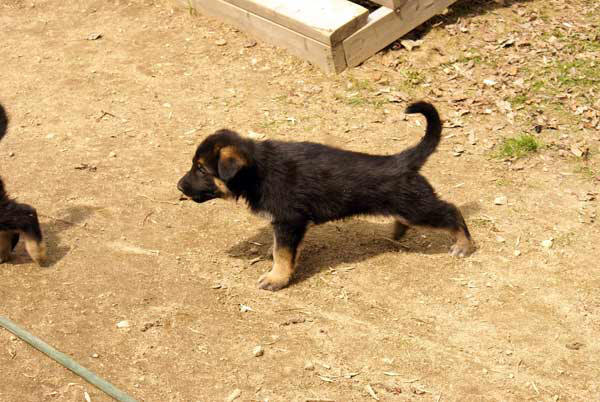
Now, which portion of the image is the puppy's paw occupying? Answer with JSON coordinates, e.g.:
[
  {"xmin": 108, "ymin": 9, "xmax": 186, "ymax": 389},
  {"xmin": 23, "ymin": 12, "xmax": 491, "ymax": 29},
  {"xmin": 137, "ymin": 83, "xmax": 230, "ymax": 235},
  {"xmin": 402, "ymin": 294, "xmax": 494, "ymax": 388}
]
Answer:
[
  {"xmin": 449, "ymin": 243, "xmax": 471, "ymax": 258},
  {"xmin": 0, "ymin": 252, "xmax": 10, "ymax": 264},
  {"xmin": 258, "ymin": 270, "xmax": 290, "ymax": 291},
  {"xmin": 25, "ymin": 239, "xmax": 47, "ymax": 267}
]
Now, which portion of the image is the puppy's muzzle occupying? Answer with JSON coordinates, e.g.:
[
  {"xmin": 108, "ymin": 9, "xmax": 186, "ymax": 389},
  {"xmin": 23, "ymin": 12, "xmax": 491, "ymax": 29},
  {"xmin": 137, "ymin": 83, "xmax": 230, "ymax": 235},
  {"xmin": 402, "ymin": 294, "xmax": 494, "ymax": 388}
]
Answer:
[{"xmin": 177, "ymin": 177, "xmax": 188, "ymax": 195}]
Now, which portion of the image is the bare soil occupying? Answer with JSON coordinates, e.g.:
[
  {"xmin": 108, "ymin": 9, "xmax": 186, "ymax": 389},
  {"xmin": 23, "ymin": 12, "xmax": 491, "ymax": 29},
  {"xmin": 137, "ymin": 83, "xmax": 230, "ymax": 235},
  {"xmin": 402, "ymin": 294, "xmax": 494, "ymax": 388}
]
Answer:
[{"xmin": 1, "ymin": 0, "xmax": 599, "ymax": 401}]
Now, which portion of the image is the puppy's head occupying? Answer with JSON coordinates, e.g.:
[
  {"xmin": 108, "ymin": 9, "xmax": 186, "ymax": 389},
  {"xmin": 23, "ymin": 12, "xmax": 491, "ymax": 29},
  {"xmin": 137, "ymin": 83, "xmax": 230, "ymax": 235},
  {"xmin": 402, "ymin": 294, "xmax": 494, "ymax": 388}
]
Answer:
[{"xmin": 178, "ymin": 129, "xmax": 253, "ymax": 203}]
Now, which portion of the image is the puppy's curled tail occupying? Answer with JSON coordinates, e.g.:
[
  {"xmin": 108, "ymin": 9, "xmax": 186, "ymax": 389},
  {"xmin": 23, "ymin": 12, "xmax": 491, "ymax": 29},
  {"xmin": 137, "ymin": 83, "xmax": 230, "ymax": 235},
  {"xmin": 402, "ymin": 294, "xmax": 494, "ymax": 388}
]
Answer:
[{"xmin": 400, "ymin": 101, "xmax": 442, "ymax": 171}]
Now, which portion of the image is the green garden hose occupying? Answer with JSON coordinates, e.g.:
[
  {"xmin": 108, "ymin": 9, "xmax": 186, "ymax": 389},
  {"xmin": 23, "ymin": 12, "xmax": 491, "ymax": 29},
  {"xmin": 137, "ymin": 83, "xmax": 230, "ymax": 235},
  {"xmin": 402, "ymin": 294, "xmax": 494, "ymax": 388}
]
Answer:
[{"xmin": 0, "ymin": 316, "xmax": 137, "ymax": 402}]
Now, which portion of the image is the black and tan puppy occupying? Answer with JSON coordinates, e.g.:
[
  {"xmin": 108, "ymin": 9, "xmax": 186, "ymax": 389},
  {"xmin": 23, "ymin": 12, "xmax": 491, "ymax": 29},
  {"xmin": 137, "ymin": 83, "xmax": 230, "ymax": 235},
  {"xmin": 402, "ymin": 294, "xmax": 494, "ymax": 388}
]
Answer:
[
  {"xmin": 178, "ymin": 102, "xmax": 472, "ymax": 291},
  {"xmin": 0, "ymin": 103, "xmax": 47, "ymax": 266}
]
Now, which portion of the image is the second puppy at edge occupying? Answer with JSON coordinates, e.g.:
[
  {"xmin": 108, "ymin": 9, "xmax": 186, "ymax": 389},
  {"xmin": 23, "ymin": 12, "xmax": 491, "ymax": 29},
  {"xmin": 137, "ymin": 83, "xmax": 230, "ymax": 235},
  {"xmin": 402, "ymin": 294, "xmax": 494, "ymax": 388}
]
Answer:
[{"xmin": 178, "ymin": 102, "xmax": 473, "ymax": 291}]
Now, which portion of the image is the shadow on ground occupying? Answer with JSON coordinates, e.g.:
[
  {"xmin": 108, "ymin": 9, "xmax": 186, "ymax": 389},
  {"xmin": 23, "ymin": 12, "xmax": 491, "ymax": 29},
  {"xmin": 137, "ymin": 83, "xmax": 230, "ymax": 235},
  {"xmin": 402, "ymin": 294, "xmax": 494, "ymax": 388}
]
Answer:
[
  {"xmin": 228, "ymin": 202, "xmax": 480, "ymax": 285},
  {"xmin": 8, "ymin": 205, "xmax": 101, "ymax": 267}
]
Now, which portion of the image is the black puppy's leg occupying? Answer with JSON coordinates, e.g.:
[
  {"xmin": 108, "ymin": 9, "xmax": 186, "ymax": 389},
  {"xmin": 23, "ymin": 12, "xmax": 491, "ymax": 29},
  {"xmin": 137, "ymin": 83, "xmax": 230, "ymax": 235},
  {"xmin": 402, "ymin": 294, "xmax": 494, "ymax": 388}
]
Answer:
[
  {"xmin": 393, "ymin": 217, "xmax": 410, "ymax": 240},
  {"xmin": 0, "ymin": 231, "xmax": 13, "ymax": 263},
  {"xmin": 412, "ymin": 200, "xmax": 472, "ymax": 257},
  {"xmin": 0, "ymin": 204, "xmax": 46, "ymax": 266},
  {"xmin": 258, "ymin": 222, "xmax": 307, "ymax": 291}
]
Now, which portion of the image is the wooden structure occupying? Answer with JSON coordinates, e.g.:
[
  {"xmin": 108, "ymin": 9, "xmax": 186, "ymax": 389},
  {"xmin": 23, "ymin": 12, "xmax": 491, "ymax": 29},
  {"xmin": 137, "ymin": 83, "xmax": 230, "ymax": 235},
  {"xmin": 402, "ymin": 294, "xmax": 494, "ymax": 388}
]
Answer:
[{"xmin": 179, "ymin": 0, "xmax": 458, "ymax": 73}]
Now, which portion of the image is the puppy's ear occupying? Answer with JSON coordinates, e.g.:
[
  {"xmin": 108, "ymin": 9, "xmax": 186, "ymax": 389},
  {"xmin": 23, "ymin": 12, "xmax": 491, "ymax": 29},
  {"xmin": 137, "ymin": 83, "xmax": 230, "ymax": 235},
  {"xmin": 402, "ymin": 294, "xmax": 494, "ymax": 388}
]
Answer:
[{"xmin": 218, "ymin": 146, "xmax": 247, "ymax": 181}]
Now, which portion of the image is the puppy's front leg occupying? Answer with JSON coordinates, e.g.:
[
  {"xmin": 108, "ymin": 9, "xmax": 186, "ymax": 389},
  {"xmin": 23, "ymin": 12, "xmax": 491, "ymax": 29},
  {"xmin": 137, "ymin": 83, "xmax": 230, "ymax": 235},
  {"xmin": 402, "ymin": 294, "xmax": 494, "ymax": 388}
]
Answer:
[{"xmin": 258, "ymin": 222, "xmax": 307, "ymax": 291}]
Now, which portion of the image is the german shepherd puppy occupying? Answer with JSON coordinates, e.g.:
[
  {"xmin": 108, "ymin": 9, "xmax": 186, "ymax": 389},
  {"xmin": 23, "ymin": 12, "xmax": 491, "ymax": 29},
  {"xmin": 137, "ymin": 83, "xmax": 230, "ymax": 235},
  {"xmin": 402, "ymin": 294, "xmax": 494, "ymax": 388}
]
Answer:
[
  {"xmin": 0, "ymin": 103, "xmax": 47, "ymax": 266},
  {"xmin": 178, "ymin": 102, "xmax": 472, "ymax": 291}
]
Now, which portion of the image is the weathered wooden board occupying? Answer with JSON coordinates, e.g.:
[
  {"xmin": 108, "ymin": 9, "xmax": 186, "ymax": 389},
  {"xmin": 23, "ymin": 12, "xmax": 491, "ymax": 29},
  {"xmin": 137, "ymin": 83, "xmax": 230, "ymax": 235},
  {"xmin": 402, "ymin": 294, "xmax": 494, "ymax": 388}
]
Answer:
[
  {"xmin": 343, "ymin": 0, "xmax": 457, "ymax": 67},
  {"xmin": 369, "ymin": 0, "xmax": 405, "ymax": 10},
  {"xmin": 225, "ymin": 0, "xmax": 369, "ymax": 45},
  {"xmin": 182, "ymin": 0, "xmax": 347, "ymax": 73},
  {"xmin": 179, "ymin": 0, "xmax": 459, "ymax": 73}
]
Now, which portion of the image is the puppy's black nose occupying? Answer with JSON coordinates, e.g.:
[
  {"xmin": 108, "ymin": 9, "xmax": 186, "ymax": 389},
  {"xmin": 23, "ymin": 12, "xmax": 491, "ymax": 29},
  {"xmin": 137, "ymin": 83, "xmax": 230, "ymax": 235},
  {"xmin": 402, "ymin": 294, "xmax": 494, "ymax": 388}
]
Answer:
[{"xmin": 177, "ymin": 178, "xmax": 186, "ymax": 193}]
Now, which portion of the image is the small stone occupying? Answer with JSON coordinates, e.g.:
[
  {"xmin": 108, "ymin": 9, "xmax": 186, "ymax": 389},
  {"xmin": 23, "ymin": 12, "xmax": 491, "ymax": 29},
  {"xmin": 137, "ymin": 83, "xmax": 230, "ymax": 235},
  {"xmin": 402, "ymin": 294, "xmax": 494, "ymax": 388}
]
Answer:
[
  {"xmin": 8, "ymin": 152, "xmax": 15, "ymax": 157},
  {"xmin": 514, "ymin": 250, "xmax": 521, "ymax": 257},
  {"xmin": 452, "ymin": 145, "xmax": 465, "ymax": 157},
  {"xmin": 483, "ymin": 79, "xmax": 497, "ymax": 86},
  {"xmin": 243, "ymin": 40, "xmax": 257, "ymax": 48},
  {"xmin": 86, "ymin": 33, "xmax": 102, "ymax": 40},
  {"xmin": 541, "ymin": 239, "xmax": 553, "ymax": 249},
  {"xmin": 108, "ymin": 151, "xmax": 117, "ymax": 158},
  {"xmin": 304, "ymin": 361, "xmax": 315, "ymax": 371},
  {"xmin": 91, "ymin": 353, "xmax": 99, "ymax": 358},
  {"xmin": 225, "ymin": 388, "xmax": 241, "ymax": 402},
  {"xmin": 496, "ymin": 236, "xmax": 506, "ymax": 243},
  {"xmin": 215, "ymin": 39, "xmax": 227, "ymax": 46},
  {"xmin": 252, "ymin": 345, "xmax": 264, "ymax": 357},
  {"xmin": 494, "ymin": 196, "xmax": 507, "ymax": 205},
  {"xmin": 116, "ymin": 320, "xmax": 130, "ymax": 328}
]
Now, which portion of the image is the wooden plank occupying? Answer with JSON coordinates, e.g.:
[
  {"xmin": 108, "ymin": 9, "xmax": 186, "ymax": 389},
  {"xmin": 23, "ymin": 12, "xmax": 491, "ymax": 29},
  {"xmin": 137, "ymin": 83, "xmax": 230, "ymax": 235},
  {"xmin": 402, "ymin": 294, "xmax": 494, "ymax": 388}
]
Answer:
[
  {"xmin": 224, "ymin": 0, "xmax": 369, "ymax": 46},
  {"xmin": 343, "ymin": 0, "xmax": 457, "ymax": 67},
  {"xmin": 181, "ymin": 0, "xmax": 347, "ymax": 73},
  {"xmin": 369, "ymin": 0, "xmax": 405, "ymax": 10}
]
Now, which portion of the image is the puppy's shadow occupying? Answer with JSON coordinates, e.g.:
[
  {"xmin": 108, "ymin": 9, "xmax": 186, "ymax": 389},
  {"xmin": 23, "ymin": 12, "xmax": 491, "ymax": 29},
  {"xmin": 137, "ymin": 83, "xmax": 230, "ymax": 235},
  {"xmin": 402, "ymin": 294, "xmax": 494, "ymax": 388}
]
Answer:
[
  {"xmin": 228, "ymin": 203, "xmax": 480, "ymax": 285},
  {"xmin": 10, "ymin": 205, "xmax": 100, "ymax": 267}
]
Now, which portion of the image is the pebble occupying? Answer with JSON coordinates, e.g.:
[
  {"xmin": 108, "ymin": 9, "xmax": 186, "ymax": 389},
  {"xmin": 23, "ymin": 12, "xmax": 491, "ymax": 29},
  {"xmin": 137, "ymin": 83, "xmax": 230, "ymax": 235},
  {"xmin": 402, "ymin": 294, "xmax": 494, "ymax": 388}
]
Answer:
[
  {"xmin": 215, "ymin": 39, "xmax": 227, "ymax": 46},
  {"xmin": 8, "ymin": 152, "xmax": 15, "ymax": 157},
  {"xmin": 514, "ymin": 250, "xmax": 521, "ymax": 256},
  {"xmin": 541, "ymin": 239, "xmax": 553, "ymax": 249},
  {"xmin": 116, "ymin": 320, "xmax": 130, "ymax": 328},
  {"xmin": 304, "ymin": 361, "xmax": 315, "ymax": 371},
  {"xmin": 91, "ymin": 353, "xmax": 99, "ymax": 358},
  {"xmin": 225, "ymin": 388, "xmax": 241, "ymax": 402},
  {"xmin": 494, "ymin": 196, "xmax": 507, "ymax": 205},
  {"xmin": 109, "ymin": 151, "xmax": 117, "ymax": 158},
  {"xmin": 252, "ymin": 345, "xmax": 264, "ymax": 357}
]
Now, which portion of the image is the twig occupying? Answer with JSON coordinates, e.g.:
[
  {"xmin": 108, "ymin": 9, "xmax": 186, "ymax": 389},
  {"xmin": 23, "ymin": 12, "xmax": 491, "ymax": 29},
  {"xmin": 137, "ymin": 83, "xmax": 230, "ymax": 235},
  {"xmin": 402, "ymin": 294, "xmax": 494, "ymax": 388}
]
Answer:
[
  {"xmin": 142, "ymin": 211, "xmax": 154, "ymax": 226},
  {"xmin": 139, "ymin": 195, "xmax": 180, "ymax": 205},
  {"xmin": 379, "ymin": 237, "xmax": 410, "ymax": 249},
  {"xmin": 274, "ymin": 307, "xmax": 306, "ymax": 313},
  {"xmin": 304, "ymin": 399, "xmax": 334, "ymax": 402},
  {"xmin": 95, "ymin": 110, "xmax": 117, "ymax": 122}
]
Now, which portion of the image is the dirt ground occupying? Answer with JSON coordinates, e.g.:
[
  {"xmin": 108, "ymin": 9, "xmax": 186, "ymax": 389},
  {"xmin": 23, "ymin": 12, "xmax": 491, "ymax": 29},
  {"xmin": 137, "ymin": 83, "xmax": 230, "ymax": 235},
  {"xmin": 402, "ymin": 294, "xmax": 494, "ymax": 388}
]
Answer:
[{"xmin": 1, "ymin": 0, "xmax": 599, "ymax": 400}]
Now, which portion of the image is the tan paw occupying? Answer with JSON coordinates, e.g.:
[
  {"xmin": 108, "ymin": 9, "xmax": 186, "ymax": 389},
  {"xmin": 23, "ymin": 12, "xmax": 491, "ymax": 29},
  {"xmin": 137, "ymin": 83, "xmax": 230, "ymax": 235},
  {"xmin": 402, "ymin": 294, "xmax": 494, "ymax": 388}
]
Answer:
[
  {"xmin": 25, "ymin": 239, "xmax": 47, "ymax": 266},
  {"xmin": 257, "ymin": 270, "xmax": 290, "ymax": 291},
  {"xmin": 450, "ymin": 242, "xmax": 471, "ymax": 258}
]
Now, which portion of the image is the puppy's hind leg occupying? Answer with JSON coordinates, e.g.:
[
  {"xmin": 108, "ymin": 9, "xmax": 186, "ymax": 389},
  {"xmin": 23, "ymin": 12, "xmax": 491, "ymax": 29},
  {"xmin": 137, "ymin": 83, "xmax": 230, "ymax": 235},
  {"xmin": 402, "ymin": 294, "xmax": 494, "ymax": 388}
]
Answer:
[
  {"xmin": 2, "ymin": 203, "xmax": 47, "ymax": 266},
  {"xmin": 258, "ymin": 222, "xmax": 307, "ymax": 291},
  {"xmin": 416, "ymin": 200, "xmax": 473, "ymax": 257},
  {"xmin": 0, "ymin": 231, "xmax": 13, "ymax": 263}
]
